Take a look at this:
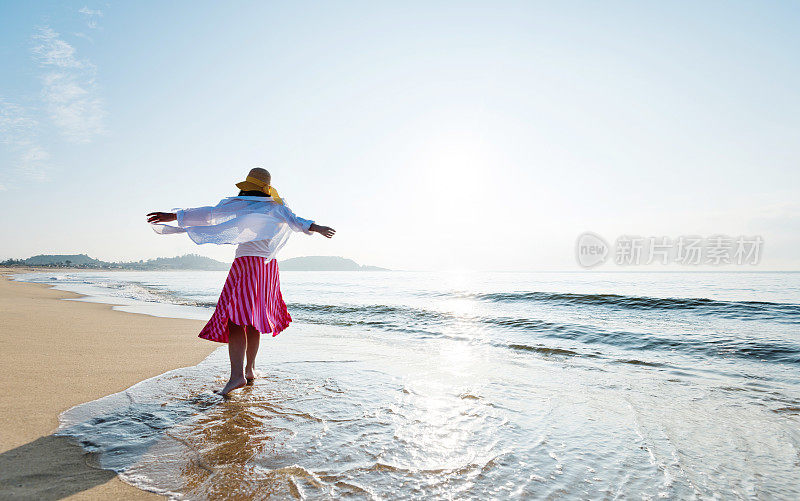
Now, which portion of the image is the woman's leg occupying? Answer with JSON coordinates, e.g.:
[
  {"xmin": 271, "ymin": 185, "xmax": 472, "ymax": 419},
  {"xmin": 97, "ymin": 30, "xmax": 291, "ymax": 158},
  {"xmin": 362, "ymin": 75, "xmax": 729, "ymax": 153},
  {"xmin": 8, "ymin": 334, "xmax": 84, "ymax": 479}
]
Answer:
[
  {"xmin": 244, "ymin": 325, "xmax": 260, "ymax": 381},
  {"xmin": 219, "ymin": 321, "xmax": 248, "ymax": 396}
]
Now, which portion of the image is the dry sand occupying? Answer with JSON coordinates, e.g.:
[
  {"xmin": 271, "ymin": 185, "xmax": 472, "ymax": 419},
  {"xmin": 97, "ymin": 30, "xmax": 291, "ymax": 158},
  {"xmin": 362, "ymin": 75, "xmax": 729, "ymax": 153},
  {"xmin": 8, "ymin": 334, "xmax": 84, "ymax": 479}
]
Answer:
[{"xmin": 0, "ymin": 269, "xmax": 215, "ymax": 500}]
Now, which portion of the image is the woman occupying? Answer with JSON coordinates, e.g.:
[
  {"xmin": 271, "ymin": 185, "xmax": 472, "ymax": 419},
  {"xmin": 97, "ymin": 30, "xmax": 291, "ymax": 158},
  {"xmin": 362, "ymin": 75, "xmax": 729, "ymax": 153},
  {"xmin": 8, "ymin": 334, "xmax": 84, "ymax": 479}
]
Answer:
[{"xmin": 146, "ymin": 168, "xmax": 335, "ymax": 396}]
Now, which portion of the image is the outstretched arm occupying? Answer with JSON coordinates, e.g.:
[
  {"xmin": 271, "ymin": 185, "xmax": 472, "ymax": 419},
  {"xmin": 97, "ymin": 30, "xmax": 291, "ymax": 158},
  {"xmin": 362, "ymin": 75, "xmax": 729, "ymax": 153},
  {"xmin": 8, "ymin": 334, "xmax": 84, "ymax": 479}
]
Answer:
[
  {"xmin": 147, "ymin": 212, "xmax": 176, "ymax": 223},
  {"xmin": 147, "ymin": 205, "xmax": 213, "ymax": 227},
  {"xmin": 309, "ymin": 223, "xmax": 335, "ymax": 238},
  {"xmin": 276, "ymin": 205, "xmax": 335, "ymax": 238}
]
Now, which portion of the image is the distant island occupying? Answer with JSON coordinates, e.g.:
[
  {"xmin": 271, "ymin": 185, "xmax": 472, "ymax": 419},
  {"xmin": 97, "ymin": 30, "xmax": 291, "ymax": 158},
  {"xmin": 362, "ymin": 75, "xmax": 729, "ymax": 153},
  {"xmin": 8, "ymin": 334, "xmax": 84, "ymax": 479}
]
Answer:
[
  {"xmin": 0, "ymin": 254, "xmax": 389, "ymax": 271},
  {"xmin": 279, "ymin": 256, "xmax": 388, "ymax": 271},
  {"xmin": 0, "ymin": 253, "xmax": 230, "ymax": 270}
]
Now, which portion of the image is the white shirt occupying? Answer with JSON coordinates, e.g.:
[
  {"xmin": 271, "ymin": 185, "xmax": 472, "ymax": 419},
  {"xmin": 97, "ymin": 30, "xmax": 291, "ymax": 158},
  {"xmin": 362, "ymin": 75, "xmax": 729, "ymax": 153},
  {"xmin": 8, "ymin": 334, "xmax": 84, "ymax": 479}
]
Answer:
[{"xmin": 152, "ymin": 196, "xmax": 314, "ymax": 261}]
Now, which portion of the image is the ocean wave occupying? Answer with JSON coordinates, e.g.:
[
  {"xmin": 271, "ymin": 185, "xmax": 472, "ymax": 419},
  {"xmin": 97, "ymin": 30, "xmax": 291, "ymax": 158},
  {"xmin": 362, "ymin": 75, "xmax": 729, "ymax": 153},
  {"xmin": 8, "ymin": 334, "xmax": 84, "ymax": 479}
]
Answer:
[
  {"xmin": 284, "ymin": 303, "xmax": 800, "ymax": 365},
  {"xmin": 439, "ymin": 291, "xmax": 800, "ymax": 323},
  {"xmin": 501, "ymin": 330, "xmax": 800, "ymax": 365},
  {"xmin": 506, "ymin": 344, "xmax": 582, "ymax": 357},
  {"xmin": 151, "ymin": 285, "xmax": 800, "ymax": 326},
  {"xmin": 24, "ymin": 273, "xmax": 799, "ymax": 325},
  {"xmin": 18, "ymin": 272, "xmax": 800, "ymax": 366}
]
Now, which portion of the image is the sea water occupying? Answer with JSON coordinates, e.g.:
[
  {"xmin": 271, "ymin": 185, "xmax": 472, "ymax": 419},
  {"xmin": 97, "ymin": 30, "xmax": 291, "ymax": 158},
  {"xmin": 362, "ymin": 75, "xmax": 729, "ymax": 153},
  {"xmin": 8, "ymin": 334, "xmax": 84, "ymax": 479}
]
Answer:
[{"xmin": 15, "ymin": 270, "xmax": 800, "ymax": 499}]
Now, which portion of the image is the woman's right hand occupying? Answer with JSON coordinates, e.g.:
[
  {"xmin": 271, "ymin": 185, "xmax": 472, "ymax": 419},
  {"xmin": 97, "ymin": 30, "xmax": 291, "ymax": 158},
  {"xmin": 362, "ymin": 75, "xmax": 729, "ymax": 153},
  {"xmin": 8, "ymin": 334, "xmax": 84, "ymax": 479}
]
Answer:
[{"xmin": 146, "ymin": 212, "xmax": 177, "ymax": 224}]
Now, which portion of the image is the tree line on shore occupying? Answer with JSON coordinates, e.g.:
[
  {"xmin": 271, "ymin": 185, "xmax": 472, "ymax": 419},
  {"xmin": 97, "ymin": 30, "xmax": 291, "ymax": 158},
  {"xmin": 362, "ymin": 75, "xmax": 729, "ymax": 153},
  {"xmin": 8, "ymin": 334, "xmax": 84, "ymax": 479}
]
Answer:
[
  {"xmin": 1, "ymin": 254, "xmax": 389, "ymax": 271},
  {"xmin": 0, "ymin": 254, "xmax": 230, "ymax": 270}
]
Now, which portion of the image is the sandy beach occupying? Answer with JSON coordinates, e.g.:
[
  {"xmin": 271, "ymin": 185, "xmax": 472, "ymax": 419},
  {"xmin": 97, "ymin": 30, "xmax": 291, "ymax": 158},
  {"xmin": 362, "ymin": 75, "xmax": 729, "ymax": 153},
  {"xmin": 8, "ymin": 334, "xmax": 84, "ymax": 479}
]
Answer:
[{"xmin": 0, "ymin": 269, "xmax": 215, "ymax": 500}]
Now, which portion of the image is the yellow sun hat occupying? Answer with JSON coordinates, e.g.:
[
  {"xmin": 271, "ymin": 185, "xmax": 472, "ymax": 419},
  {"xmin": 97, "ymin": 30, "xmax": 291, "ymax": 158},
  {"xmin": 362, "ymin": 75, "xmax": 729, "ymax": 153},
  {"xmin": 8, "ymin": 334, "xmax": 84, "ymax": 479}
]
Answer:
[{"xmin": 235, "ymin": 167, "xmax": 284, "ymax": 205}]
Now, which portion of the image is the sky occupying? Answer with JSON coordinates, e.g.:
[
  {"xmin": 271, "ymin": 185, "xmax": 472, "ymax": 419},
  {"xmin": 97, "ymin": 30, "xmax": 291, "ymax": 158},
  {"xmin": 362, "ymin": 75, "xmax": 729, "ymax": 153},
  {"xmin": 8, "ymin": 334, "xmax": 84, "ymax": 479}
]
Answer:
[{"xmin": 1, "ymin": 1, "xmax": 798, "ymax": 271}]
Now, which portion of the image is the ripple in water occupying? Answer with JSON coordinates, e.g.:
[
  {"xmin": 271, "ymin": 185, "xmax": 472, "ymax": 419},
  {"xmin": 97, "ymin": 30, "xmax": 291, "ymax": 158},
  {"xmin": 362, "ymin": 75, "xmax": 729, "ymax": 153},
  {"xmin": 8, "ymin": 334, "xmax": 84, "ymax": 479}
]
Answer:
[{"xmin": 56, "ymin": 324, "xmax": 800, "ymax": 499}]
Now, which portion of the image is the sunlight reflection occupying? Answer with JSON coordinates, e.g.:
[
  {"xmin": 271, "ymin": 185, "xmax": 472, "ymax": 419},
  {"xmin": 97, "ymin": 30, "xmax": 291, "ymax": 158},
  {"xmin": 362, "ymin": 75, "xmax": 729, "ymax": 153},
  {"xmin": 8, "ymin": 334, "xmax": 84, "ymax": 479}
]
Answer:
[
  {"xmin": 390, "ymin": 380, "xmax": 484, "ymax": 474},
  {"xmin": 439, "ymin": 298, "xmax": 476, "ymax": 317},
  {"xmin": 439, "ymin": 341, "xmax": 475, "ymax": 377},
  {"xmin": 440, "ymin": 270, "xmax": 473, "ymax": 290},
  {"xmin": 383, "ymin": 339, "xmax": 488, "ymax": 479}
]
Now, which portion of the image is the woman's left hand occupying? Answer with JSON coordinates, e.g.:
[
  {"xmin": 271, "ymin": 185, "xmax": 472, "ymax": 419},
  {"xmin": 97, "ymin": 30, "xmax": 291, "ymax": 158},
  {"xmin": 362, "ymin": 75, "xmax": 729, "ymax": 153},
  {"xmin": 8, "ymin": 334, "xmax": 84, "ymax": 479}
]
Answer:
[
  {"xmin": 311, "ymin": 224, "xmax": 336, "ymax": 238},
  {"xmin": 147, "ymin": 212, "xmax": 177, "ymax": 224}
]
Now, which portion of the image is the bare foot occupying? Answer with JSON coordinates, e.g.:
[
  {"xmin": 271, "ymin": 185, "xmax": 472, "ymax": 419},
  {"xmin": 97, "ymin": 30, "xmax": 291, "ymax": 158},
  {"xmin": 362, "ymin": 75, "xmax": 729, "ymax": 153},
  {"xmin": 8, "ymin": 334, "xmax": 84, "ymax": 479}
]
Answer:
[
  {"xmin": 245, "ymin": 368, "xmax": 260, "ymax": 385},
  {"xmin": 216, "ymin": 376, "xmax": 247, "ymax": 397}
]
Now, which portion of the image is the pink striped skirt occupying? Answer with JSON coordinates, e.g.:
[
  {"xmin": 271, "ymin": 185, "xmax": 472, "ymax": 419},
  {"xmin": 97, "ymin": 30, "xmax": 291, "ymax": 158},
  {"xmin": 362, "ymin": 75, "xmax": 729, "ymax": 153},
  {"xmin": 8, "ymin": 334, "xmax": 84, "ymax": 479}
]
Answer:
[{"xmin": 199, "ymin": 256, "xmax": 292, "ymax": 343}]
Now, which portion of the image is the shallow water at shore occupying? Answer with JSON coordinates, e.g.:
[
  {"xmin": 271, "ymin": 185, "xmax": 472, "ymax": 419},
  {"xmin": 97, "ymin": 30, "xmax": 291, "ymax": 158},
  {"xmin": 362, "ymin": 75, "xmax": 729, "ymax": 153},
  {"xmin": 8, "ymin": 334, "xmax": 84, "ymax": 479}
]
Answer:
[
  {"xmin": 55, "ymin": 323, "xmax": 800, "ymax": 499},
  {"xmin": 17, "ymin": 271, "xmax": 800, "ymax": 499}
]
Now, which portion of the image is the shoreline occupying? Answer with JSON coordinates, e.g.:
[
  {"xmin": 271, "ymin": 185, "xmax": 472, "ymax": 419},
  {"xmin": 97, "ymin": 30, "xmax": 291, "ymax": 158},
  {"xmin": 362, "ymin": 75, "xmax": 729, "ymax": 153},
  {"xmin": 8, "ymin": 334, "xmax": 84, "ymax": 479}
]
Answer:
[{"xmin": 0, "ymin": 268, "xmax": 216, "ymax": 499}]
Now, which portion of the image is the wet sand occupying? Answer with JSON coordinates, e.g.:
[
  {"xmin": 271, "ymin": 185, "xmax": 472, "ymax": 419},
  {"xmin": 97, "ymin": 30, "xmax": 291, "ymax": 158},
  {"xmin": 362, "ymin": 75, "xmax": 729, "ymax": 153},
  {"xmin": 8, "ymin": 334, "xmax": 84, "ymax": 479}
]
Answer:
[{"xmin": 0, "ymin": 269, "xmax": 215, "ymax": 500}]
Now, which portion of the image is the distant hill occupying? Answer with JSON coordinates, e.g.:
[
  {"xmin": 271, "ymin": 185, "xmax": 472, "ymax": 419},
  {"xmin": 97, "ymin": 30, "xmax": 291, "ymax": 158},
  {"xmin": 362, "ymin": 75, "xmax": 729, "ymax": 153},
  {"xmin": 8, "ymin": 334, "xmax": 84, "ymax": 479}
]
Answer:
[
  {"xmin": 1, "ymin": 253, "xmax": 229, "ymax": 270},
  {"xmin": 20, "ymin": 254, "xmax": 105, "ymax": 267},
  {"xmin": 279, "ymin": 256, "xmax": 389, "ymax": 271},
  {"xmin": 139, "ymin": 255, "xmax": 230, "ymax": 270},
  {"xmin": 1, "ymin": 254, "xmax": 388, "ymax": 271}
]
